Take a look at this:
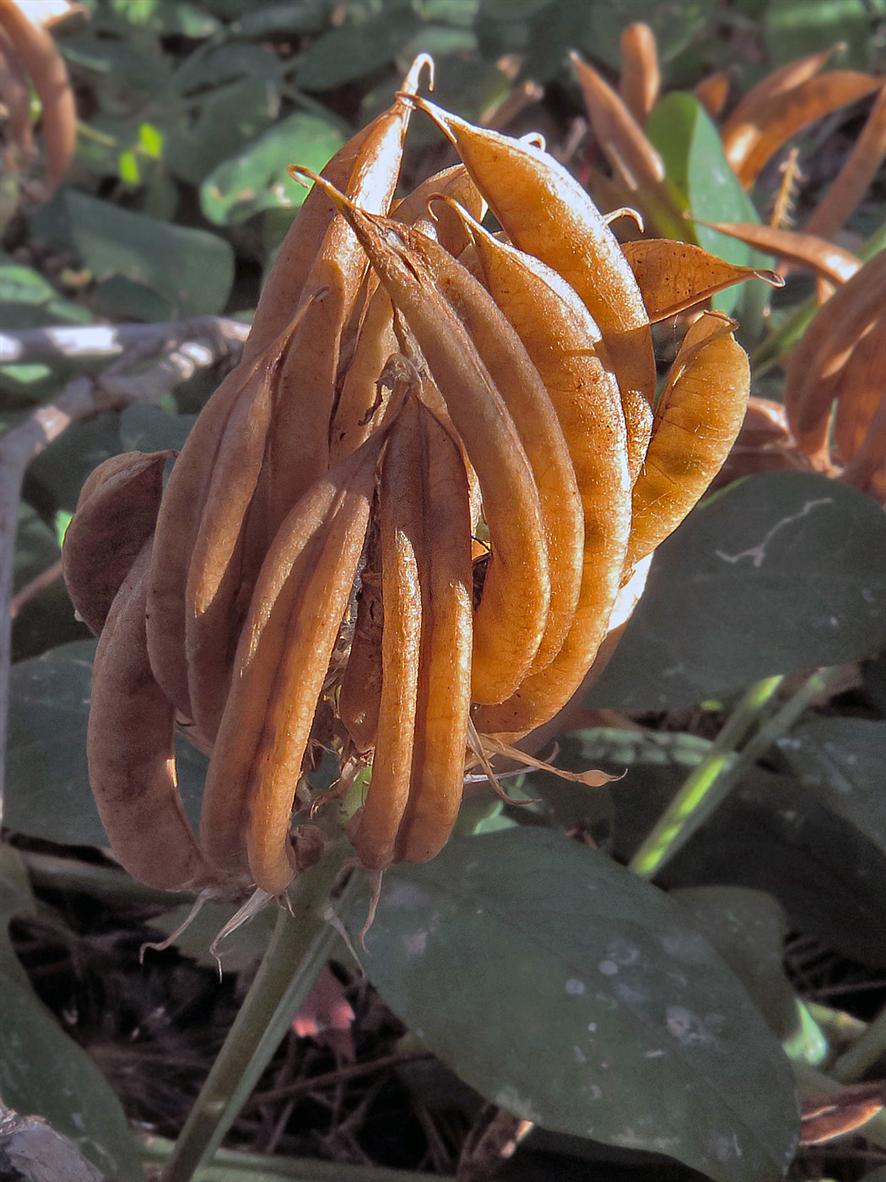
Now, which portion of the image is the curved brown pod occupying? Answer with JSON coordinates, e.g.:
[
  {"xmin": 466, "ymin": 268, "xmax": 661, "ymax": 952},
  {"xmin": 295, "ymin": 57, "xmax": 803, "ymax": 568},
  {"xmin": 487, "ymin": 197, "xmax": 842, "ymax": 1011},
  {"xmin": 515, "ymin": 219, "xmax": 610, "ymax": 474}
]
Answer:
[
  {"xmin": 351, "ymin": 401, "xmax": 423, "ymax": 869},
  {"xmin": 408, "ymin": 97, "xmax": 656, "ymax": 416},
  {"xmin": 266, "ymin": 56, "xmax": 431, "ymax": 529},
  {"xmin": 627, "ymin": 313, "xmax": 750, "ymax": 568},
  {"xmin": 448, "ymin": 207, "xmax": 632, "ymax": 740},
  {"xmin": 63, "ymin": 451, "xmax": 169, "ymax": 636},
  {"xmin": 200, "ymin": 439, "xmax": 381, "ymax": 892},
  {"xmin": 394, "ymin": 404, "xmax": 473, "ymax": 864},
  {"xmin": 87, "ymin": 546, "xmax": 213, "ymax": 891},
  {"xmin": 330, "ymin": 164, "xmax": 484, "ymax": 463},
  {"xmin": 0, "ymin": 0, "xmax": 76, "ymax": 191},
  {"xmin": 619, "ymin": 23, "xmax": 660, "ymax": 123}
]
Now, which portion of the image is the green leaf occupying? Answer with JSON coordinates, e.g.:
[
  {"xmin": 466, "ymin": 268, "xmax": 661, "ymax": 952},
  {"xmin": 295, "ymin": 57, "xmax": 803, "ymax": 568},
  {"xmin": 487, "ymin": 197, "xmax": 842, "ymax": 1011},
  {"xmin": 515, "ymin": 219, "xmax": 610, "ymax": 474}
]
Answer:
[
  {"xmin": 765, "ymin": 0, "xmax": 885, "ymax": 71},
  {"xmin": 479, "ymin": 0, "xmax": 553, "ymax": 18},
  {"xmin": 27, "ymin": 413, "xmax": 124, "ymax": 512},
  {"xmin": 15, "ymin": 504, "xmax": 60, "ymax": 594},
  {"xmin": 200, "ymin": 112, "xmax": 345, "ymax": 225},
  {"xmin": 646, "ymin": 91, "xmax": 769, "ymax": 315},
  {"xmin": 345, "ymin": 829, "xmax": 798, "ymax": 1182},
  {"xmin": 119, "ymin": 404, "xmax": 195, "ymax": 453},
  {"xmin": 589, "ymin": 472, "xmax": 886, "ymax": 710},
  {"xmin": 0, "ymin": 846, "xmax": 142, "ymax": 1179},
  {"xmin": 582, "ymin": 0, "xmax": 716, "ymax": 70},
  {"xmin": 672, "ymin": 887, "xmax": 800, "ymax": 1042},
  {"xmin": 6, "ymin": 641, "xmax": 208, "ymax": 848},
  {"xmin": 166, "ymin": 74, "xmax": 283, "ymax": 187},
  {"xmin": 778, "ymin": 718, "xmax": 886, "ymax": 856},
  {"xmin": 559, "ymin": 727, "xmax": 886, "ymax": 968},
  {"xmin": 295, "ymin": 8, "xmax": 423, "ymax": 90},
  {"xmin": 31, "ymin": 189, "xmax": 234, "ymax": 319},
  {"xmin": 230, "ymin": 0, "xmax": 332, "ymax": 36}
]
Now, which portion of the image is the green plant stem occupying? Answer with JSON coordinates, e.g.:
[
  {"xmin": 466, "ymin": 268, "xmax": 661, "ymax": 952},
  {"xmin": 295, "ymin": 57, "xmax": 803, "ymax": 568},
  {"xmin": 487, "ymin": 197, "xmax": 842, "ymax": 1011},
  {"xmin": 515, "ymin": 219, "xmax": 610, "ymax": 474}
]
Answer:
[
  {"xmin": 142, "ymin": 1135, "xmax": 449, "ymax": 1182},
  {"xmin": 630, "ymin": 667, "xmax": 842, "ymax": 880},
  {"xmin": 832, "ymin": 1004, "xmax": 886, "ymax": 1083},
  {"xmin": 161, "ymin": 847, "xmax": 353, "ymax": 1182},
  {"xmin": 628, "ymin": 675, "xmax": 784, "ymax": 879}
]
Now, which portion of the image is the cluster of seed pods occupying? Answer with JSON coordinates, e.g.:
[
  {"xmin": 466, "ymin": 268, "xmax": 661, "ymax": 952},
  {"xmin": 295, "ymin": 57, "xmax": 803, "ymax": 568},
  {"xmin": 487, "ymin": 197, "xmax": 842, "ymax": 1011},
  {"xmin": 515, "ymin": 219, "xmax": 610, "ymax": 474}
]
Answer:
[{"xmin": 63, "ymin": 58, "xmax": 770, "ymax": 899}]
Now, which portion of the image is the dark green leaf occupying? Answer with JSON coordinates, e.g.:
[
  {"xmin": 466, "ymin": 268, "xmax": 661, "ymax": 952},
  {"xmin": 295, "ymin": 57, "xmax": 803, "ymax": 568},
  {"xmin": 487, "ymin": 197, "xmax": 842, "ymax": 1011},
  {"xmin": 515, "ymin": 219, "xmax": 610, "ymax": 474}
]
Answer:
[
  {"xmin": 550, "ymin": 728, "xmax": 886, "ymax": 968},
  {"xmin": 31, "ymin": 189, "xmax": 234, "ymax": 319},
  {"xmin": 0, "ymin": 847, "xmax": 142, "ymax": 1179},
  {"xmin": 646, "ymin": 92, "xmax": 769, "ymax": 315},
  {"xmin": 27, "ymin": 414, "xmax": 124, "ymax": 512},
  {"xmin": 479, "ymin": 0, "xmax": 554, "ymax": 18},
  {"xmin": 778, "ymin": 718, "xmax": 886, "ymax": 856},
  {"xmin": 296, "ymin": 9, "xmax": 422, "ymax": 91},
  {"xmin": 230, "ymin": 0, "xmax": 332, "ymax": 36},
  {"xmin": 6, "ymin": 641, "xmax": 207, "ymax": 848},
  {"xmin": 764, "ymin": 0, "xmax": 885, "ymax": 71},
  {"xmin": 345, "ymin": 829, "xmax": 798, "ymax": 1182},
  {"xmin": 15, "ymin": 505, "xmax": 60, "ymax": 594},
  {"xmin": 119, "ymin": 405, "xmax": 195, "ymax": 453},
  {"xmin": 582, "ymin": 0, "xmax": 716, "ymax": 70},
  {"xmin": 589, "ymin": 472, "xmax": 886, "ymax": 710},
  {"xmin": 166, "ymin": 75, "xmax": 283, "ymax": 187},
  {"xmin": 672, "ymin": 887, "xmax": 799, "ymax": 1041},
  {"xmin": 200, "ymin": 113, "xmax": 345, "ymax": 225}
]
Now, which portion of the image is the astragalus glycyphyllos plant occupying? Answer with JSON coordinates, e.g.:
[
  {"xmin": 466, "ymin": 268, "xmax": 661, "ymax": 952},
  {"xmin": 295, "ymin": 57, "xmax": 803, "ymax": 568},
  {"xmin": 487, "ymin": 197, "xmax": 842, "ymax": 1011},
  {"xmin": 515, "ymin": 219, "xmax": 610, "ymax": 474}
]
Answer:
[{"xmin": 62, "ymin": 57, "xmax": 775, "ymax": 899}]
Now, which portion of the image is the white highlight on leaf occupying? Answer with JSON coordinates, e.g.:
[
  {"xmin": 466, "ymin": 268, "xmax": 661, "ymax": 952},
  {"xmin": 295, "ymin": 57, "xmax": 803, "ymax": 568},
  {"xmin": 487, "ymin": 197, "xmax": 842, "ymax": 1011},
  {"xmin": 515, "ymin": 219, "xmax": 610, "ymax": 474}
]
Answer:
[{"xmin": 565, "ymin": 978, "xmax": 586, "ymax": 995}]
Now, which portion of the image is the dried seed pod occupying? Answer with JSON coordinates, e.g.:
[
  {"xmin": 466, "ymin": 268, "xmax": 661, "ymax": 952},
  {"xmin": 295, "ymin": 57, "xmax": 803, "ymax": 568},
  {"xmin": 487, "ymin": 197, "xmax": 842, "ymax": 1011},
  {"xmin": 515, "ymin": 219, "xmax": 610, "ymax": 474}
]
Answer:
[
  {"xmin": 622, "ymin": 238, "xmax": 783, "ymax": 320},
  {"xmin": 330, "ymin": 164, "xmax": 484, "ymax": 463},
  {"xmin": 694, "ymin": 71, "xmax": 730, "ymax": 119},
  {"xmin": 784, "ymin": 252, "xmax": 886, "ymax": 458},
  {"xmin": 444, "ymin": 204, "xmax": 631, "ymax": 739},
  {"xmin": 244, "ymin": 54, "xmax": 433, "ymax": 362},
  {"xmin": 722, "ymin": 68, "xmax": 880, "ymax": 188},
  {"xmin": 265, "ymin": 56, "xmax": 431, "ymax": 528},
  {"xmin": 200, "ymin": 439, "xmax": 381, "ymax": 893},
  {"xmin": 294, "ymin": 170, "xmax": 550, "ymax": 706},
  {"xmin": 805, "ymin": 83, "xmax": 886, "ymax": 240},
  {"xmin": 0, "ymin": 0, "xmax": 76, "ymax": 191},
  {"xmin": 351, "ymin": 400, "xmax": 423, "ymax": 869},
  {"xmin": 146, "ymin": 350, "xmax": 274, "ymax": 719},
  {"xmin": 87, "ymin": 546, "xmax": 213, "ymax": 891},
  {"xmin": 627, "ymin": 312, "xmax": 750, "ymax": 567},
  {"xmin": 408, "ymin": 98, "xmax": 656, "ymax": 416},
  {"xmin": 619, "ymin": 23, "xmax": 660, "ymax": 123},
  {"xmin": 571, "ymin": 49, "xmax": 665, "ymax": 191},
  {"xmin": 63, "ymin": 450, "xmax": 169, "ymax": 636},
  {"xmin": 339, "ymin": 524, "xmax": 383, "ymax": 753},
  {"xmin": 184, "ymin": 336, "xmax": 286, "ymax": 740},
  {"xmin": 394, "ymin": 404, "xmax": 472, "ymax": 864},
  {"xmin": 401, "ymin": 222, "xmax": 583, "ymax": 677}
]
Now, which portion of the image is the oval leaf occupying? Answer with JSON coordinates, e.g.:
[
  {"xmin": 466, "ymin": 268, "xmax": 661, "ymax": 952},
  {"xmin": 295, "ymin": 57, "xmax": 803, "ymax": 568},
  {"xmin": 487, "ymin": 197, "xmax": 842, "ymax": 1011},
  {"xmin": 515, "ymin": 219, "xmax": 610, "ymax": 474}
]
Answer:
[
  {"xmin": 200, "ymin": 112, "xmax": 345, "ymax": 225},
  {"xmin": 590, "ymin": 471, "xmax": 886, "ymax": 710},
  {"xmin": 345, "ymin": 829, "xmax": 799, "ymax": 1182}
]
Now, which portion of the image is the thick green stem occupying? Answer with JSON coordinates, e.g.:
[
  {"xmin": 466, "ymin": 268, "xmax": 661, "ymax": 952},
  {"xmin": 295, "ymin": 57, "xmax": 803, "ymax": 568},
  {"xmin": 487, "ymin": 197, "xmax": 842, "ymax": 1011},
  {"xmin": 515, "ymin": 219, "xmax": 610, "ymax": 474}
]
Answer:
[
  {"xmin": 630, "ymin": 667, "xmax": 842, "ymax": 880},
  {"xmin": 161, "ymin": 846, "xmax": 353, "ymax": 1182},
  {"xmin": 832, "ymin": 1005, "xmax": 886, "ymax": 1083},
  {"xmin": 628, "ymin": 675, "xmax": 783, "ymax": 878}
]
